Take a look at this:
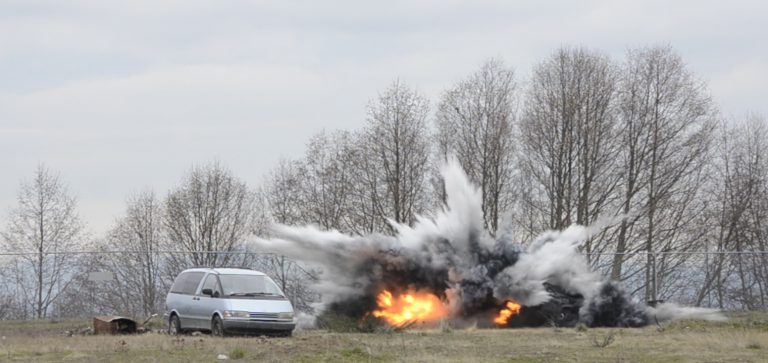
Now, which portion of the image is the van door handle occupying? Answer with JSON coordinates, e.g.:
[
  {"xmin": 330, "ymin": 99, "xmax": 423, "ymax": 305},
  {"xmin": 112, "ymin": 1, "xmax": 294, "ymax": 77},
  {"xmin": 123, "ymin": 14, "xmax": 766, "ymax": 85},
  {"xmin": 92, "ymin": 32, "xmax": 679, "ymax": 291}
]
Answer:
[{"xmin": 193, "ymin": 297, "xmax": 199, "ymax": 301}]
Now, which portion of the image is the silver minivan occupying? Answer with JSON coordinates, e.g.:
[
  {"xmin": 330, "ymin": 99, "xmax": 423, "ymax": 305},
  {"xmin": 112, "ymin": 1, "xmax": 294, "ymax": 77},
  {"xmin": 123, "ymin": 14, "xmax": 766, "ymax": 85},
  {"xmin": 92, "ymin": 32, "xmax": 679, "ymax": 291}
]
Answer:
[{"xmin": 164, "ymin": 268, "xmax": 295, "ymax": 336}]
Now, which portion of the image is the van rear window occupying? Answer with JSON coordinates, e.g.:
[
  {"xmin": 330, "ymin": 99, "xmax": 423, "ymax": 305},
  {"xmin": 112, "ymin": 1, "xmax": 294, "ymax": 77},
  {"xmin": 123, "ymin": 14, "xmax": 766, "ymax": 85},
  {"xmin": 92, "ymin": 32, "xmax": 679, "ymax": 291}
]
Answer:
[{"xmin": 170, "ymin": 271, "xmax": 205, "ymax": 294}]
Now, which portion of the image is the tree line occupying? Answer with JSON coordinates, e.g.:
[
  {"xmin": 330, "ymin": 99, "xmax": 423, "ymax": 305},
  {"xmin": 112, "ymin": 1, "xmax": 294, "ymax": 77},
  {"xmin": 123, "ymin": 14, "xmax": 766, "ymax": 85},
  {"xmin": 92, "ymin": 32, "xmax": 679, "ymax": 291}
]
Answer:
[{"xmin": 2, "ymin": 45, "xmax": 766, "ymax": 319}]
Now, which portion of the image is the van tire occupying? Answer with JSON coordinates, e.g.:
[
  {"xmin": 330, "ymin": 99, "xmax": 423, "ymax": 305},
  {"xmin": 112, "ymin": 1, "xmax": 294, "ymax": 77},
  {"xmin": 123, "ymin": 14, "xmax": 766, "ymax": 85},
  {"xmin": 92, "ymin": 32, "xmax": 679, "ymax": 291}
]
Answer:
[
  {"xmin": 169, "ymin": 315, "xmax": 182, "ymax": 335},
  {"xmin": 211, "ymin": 315, "xmax": 226, "ymax": 337}
]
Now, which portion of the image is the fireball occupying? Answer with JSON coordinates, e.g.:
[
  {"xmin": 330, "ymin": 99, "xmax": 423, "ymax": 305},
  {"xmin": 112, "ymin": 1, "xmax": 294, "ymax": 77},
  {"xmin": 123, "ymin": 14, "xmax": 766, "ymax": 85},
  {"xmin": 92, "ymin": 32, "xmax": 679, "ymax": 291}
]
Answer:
[
  {"xmin": 493, "ymin": 300, "xmax": 522, "ymax": 326},
  {"xmin": 371, "ymin": 289, "xmax": 449, "ymax": 326}
]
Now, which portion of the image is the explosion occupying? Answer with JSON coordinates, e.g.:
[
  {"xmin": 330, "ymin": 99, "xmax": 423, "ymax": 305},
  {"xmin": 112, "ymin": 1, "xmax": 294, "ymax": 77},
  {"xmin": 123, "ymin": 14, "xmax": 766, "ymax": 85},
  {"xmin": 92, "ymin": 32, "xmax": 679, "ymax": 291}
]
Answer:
[
  {"xmin": 371, "ymin": 290, "xmax": 449, "ymax": 326},
  {"xmin": 493, "ymin": 301, "xmax": 522, "ymax": 326},
  {"xmin": 255, "ymin": 157, "xmax": 723, "ymax": 328}
]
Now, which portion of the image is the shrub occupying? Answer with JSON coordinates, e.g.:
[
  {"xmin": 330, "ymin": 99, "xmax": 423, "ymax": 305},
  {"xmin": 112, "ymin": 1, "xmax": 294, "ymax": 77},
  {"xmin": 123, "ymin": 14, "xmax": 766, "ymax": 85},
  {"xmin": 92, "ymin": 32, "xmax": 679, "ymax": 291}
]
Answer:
[{"xmin": 229, "ymin": 347, "xmax": 246, "ymax": 359}]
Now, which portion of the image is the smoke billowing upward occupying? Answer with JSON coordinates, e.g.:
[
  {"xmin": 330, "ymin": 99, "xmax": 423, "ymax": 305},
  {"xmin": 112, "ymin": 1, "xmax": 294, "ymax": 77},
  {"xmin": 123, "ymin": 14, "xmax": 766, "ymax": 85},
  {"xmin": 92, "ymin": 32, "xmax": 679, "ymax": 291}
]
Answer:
[{"xmin": 255, "ymin": 158, "xmax": 723, "ymax": 328}]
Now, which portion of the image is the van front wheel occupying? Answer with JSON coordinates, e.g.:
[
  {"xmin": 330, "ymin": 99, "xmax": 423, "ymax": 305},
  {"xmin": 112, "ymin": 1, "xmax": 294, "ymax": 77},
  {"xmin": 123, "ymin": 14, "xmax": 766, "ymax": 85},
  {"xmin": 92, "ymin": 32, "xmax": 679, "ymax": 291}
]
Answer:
[{"xmin": 211, "ymin": 316, "xmax": 226, "ymax": 337}]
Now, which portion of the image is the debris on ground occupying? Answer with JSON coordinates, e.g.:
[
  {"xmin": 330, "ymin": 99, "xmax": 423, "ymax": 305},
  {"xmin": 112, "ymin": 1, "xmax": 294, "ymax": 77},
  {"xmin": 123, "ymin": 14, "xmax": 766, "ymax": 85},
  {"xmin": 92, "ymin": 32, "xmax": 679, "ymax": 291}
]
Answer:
[{"xmin": 63, "ymin": 327, "xmax": 94, "ymax": 336}]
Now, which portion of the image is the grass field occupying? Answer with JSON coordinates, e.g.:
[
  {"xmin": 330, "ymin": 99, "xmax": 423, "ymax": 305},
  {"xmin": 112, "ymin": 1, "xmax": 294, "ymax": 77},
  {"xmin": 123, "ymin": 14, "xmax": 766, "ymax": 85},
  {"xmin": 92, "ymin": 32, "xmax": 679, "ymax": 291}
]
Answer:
[{"xmin": 1, "ymin": 313, "xmax": 767, "ymax": 362}]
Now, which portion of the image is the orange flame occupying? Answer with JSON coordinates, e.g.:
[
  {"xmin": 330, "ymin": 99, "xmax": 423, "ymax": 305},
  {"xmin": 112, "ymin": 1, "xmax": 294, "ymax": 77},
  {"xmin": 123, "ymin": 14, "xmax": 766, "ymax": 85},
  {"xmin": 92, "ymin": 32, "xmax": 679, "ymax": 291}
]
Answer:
[
  {"xmin": 493, "ymin": 300, "xmax": 522, "ymax": 326},
  {"xmin": 371, "ymin": 289, "xmax": 448, "ymax": 326}
]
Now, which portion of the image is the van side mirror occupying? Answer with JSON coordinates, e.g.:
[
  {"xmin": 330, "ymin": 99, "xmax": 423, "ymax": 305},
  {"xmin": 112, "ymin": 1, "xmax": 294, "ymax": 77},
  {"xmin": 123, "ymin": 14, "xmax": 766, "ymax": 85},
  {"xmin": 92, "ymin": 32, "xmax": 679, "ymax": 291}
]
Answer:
[{"xmin": 202, "ymin": 288, "xmax": 213, "ymax": 296}]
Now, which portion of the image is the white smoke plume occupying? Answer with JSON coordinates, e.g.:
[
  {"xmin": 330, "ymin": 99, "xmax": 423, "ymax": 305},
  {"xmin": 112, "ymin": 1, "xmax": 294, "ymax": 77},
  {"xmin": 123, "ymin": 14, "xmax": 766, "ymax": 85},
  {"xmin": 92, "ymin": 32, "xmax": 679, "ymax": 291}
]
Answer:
[{"xmin": 253, "ymin": 157, "xmax": 723, "ymax": 327}]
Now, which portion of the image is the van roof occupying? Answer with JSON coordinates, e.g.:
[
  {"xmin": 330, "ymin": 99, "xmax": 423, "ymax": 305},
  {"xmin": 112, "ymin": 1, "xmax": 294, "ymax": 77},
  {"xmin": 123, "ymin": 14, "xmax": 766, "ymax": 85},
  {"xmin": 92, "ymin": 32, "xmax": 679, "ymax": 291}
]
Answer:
[{"xmin": 182, "ymin": 267, "xmax": 266, "ymax": 276}]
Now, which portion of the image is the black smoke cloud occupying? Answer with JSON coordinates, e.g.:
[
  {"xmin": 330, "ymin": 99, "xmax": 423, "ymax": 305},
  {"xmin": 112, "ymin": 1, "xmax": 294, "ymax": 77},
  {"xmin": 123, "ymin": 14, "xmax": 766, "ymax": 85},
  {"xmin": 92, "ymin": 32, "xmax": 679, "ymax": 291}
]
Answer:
[{"xmin": 255, "ymin": 158, "xmax": 723, "ymax": 327}]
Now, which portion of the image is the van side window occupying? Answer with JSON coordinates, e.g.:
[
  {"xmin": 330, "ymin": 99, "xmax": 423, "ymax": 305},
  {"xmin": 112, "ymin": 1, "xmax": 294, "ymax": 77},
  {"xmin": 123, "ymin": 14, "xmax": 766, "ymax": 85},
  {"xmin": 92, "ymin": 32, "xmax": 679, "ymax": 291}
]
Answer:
[
  {"xmin": 169, "ymin": 273, "xmax": 187, "ymax": 294},
  {"xmin": 201, "ymin": 274, "xmax": 222, "ymax": 297},
  {"xmin": 170, "ymin": 271, "xmax": 205, "ymax": 295}
]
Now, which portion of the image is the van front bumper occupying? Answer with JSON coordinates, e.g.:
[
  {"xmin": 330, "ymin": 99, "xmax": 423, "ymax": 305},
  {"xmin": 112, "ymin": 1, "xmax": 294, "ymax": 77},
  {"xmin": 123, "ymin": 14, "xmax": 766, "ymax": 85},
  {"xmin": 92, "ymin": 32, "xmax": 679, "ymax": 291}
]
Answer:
[{"xmin": 222, "ymin": 319, "xmax": 295, "ymax": 333}]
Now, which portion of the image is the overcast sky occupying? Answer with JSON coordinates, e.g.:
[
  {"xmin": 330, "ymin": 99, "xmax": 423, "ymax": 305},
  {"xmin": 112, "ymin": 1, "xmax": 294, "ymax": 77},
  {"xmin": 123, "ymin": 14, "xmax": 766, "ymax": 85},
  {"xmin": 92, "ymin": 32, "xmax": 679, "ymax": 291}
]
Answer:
[{"xmin": 1, "ymin": 0, "xmax": 766, "ymax": 235}]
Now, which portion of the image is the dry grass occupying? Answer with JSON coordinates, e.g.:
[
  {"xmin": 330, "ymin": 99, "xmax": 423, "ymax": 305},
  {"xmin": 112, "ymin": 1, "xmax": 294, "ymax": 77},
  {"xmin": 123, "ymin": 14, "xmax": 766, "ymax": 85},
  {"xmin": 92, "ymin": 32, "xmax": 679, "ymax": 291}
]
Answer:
[{"xmin": 0, "ymin": 312, "xmax": 767, "ymax": 362}]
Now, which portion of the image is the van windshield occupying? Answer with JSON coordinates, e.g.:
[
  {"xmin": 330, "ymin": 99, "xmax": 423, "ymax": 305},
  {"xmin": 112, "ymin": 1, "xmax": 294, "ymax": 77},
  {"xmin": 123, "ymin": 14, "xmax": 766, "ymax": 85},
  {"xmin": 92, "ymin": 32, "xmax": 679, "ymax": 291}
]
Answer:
[{"xmin": 218, "ymin": 274, "xmax": 284, "ymax": 297}]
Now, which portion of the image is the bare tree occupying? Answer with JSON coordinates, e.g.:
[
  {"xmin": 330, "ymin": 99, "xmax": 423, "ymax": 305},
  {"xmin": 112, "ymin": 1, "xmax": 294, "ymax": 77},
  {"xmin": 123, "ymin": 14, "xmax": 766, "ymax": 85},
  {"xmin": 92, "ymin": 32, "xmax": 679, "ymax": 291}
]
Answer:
[
  {"xmin": 696, "ymin": 114, "xmax": 768, "ymax": 308},
  {"xmin": 519, "ymin": 47, "xmax": 620, "ymax": 257},
  {"xmin": 164, "ymin": 161, "xmax": 258, "ymax": 271},
  {"xmin": 342, "ymin": 132, "xmax": 391, "ymax": 235},
  {"xmin": 47, "ymin": 248, "xmax": 113, "ymax": 318},
  {"xmin": 264, "ymin": 158, "xmax": 306, "ymax": 226},
  {"xmin": 262, "ymin": 158, "xmax": 325, "ymax": 312},
  {"xmin": 610, "ymin": 46, "xmax": 715, "ymax": 302},
  {"xmin": 299, "ymin": 130, "xmax": 358, "ymax": 232},
  {"xmin": 0, "ymin": 256, "xmax": 23, "ymax": 318},
  {"xmin": 436, "ymin": 59, "xmax": 517, "ymax": 234},
  {"xmin": 1, "ymin": 165, "xmax": 85, "ymax": 319},
  {"xmin": 104, "ymin": 190, "xmax": 165, "ymax": 316},
  {"xmin": 0, "ymin": 293, "xmax": 11, "ymax": 319},
  {"xmin": 362, "ymin": 80, "xmax": 431, "ymax": 228}
]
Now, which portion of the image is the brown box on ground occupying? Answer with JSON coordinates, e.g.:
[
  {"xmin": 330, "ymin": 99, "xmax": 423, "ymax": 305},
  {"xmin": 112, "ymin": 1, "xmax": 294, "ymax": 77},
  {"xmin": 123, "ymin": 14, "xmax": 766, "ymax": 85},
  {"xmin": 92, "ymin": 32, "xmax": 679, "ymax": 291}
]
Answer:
[{"xmin": 93, "ymin": 316, "xmax": 137, "ymax": 335}]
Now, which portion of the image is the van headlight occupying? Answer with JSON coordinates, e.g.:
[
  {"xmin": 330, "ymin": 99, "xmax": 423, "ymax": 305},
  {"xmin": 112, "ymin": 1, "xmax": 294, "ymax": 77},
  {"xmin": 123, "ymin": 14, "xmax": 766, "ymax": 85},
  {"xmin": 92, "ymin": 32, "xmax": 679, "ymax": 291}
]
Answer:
[
  {"xmin": 278, "ymin": 312, "xmax": 294, "ymax": 320},
  {"xmin": 222, "ymin": 310, "xmax": 249, "ymax": 319}
]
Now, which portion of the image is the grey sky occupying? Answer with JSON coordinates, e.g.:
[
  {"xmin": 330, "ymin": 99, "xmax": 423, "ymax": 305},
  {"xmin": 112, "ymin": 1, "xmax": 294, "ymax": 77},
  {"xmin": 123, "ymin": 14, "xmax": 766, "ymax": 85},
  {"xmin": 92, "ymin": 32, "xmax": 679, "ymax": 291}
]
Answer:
[{"xmin": 1, "ymin": 0, "xmax": 766, "ymax": 235}]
